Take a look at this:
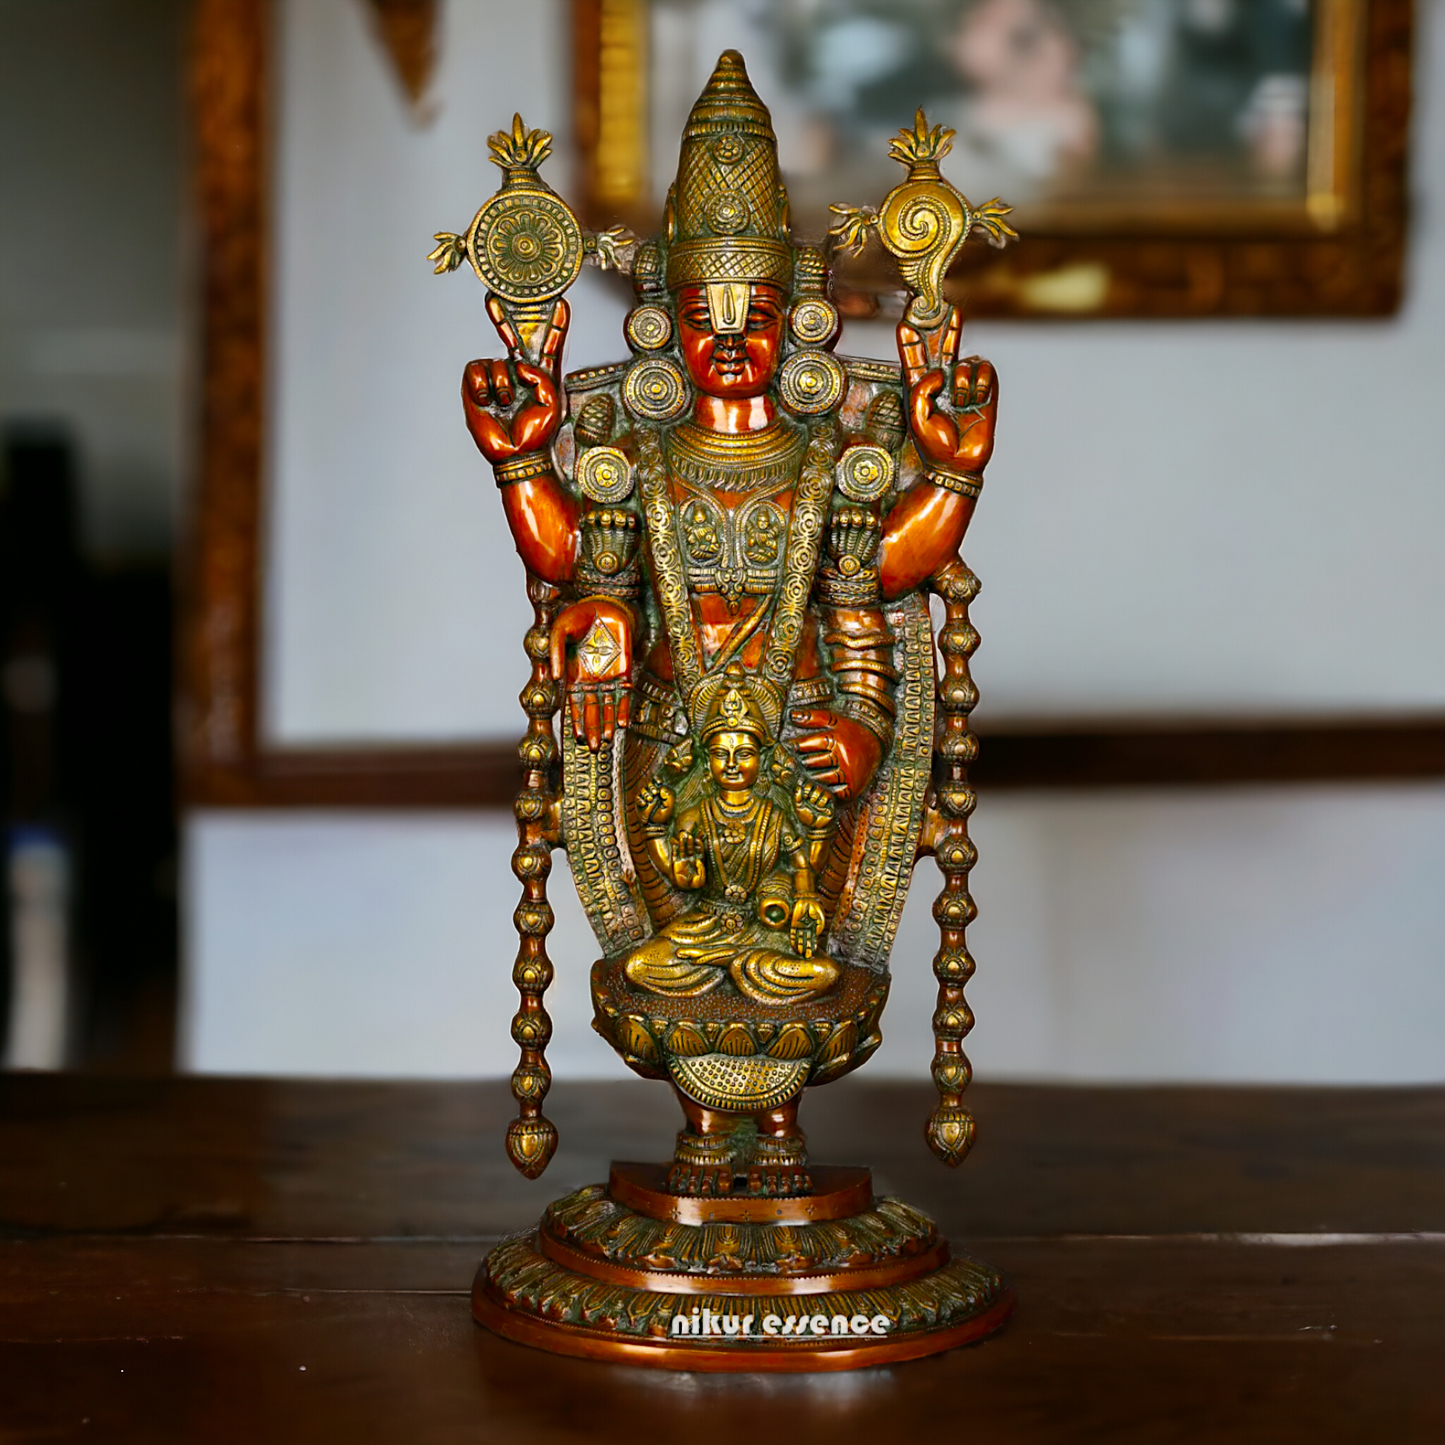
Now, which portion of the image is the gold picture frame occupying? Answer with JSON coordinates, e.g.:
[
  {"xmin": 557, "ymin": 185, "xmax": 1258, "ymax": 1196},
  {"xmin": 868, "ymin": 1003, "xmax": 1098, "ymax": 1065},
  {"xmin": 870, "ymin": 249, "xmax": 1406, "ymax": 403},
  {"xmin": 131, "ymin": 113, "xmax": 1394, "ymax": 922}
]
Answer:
[{"xmin": 572, "ymin": 0, "xmax": 1411, "ymax": 318}]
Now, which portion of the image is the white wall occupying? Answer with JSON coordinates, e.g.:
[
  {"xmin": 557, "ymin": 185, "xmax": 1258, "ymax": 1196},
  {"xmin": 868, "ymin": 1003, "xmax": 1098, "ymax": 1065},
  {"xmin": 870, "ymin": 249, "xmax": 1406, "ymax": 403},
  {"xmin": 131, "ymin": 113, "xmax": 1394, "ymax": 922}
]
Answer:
[{"xmin": 184, "ymin": 0, "xmax": 1445, "ymax": 1083}]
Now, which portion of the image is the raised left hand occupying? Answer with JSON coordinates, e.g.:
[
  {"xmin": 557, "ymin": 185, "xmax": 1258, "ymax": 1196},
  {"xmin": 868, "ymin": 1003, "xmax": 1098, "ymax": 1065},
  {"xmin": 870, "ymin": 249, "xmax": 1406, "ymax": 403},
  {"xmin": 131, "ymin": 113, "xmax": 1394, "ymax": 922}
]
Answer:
[{"xmin": 896, "ymin": 304, "xmax": 998, "ymax": 477}]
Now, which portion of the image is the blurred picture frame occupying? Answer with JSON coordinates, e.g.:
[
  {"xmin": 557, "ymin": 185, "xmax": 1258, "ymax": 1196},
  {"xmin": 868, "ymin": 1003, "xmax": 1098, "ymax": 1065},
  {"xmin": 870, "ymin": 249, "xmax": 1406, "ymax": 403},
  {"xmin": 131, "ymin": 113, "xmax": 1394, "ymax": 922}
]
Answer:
[
  {"xmin": 573, "ymin": 0, "xmax": 1412, "ymax": 317},
  {"xmin": 182, "ymin": 0, "xmax": 1435, "ymax": 815}
]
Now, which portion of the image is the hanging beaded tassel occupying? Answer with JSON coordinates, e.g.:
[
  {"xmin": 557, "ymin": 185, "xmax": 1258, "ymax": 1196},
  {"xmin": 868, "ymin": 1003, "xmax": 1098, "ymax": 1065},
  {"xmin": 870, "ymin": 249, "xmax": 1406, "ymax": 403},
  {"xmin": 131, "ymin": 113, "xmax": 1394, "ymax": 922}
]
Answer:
[
  {"xmin": 505, "ymin": 574, "xmax": 563, "ymax": 1177},
  {"xmin": 925, "ymin": 558, "xmax": 982, "ymax": 1165}
]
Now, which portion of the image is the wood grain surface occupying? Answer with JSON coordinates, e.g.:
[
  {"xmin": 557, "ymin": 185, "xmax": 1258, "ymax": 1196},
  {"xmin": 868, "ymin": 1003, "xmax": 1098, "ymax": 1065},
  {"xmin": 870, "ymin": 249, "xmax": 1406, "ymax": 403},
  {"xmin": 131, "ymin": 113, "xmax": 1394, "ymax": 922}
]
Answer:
[{"xmin": 2, "ymin": 1076, "xmax": 1442, "ymax": 1441}]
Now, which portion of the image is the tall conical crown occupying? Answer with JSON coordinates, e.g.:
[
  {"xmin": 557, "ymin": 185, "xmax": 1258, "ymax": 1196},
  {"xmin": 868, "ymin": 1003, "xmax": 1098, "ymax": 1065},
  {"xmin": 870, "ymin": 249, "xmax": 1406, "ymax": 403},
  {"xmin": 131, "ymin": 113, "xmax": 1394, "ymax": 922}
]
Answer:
[{"xmin": 664, "ymin": 51, "xmax": 793, "ymax": 290}]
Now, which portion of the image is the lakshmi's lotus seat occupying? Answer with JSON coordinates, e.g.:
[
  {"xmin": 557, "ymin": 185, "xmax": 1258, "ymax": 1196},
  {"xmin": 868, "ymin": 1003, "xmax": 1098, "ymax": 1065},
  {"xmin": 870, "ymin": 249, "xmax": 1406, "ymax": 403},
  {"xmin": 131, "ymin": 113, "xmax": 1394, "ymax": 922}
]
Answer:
[{"xmin": 590, "ymin": 954, "xmax": 888, "ymax": 1110}]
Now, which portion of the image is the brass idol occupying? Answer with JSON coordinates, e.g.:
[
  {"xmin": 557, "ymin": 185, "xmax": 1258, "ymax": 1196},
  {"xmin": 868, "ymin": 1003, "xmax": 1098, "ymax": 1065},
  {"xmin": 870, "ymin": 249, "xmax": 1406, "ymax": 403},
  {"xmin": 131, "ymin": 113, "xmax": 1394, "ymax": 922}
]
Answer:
[{"xmin": 434, "ymin": 51, "xmax": 1016, "ymax": 1369}]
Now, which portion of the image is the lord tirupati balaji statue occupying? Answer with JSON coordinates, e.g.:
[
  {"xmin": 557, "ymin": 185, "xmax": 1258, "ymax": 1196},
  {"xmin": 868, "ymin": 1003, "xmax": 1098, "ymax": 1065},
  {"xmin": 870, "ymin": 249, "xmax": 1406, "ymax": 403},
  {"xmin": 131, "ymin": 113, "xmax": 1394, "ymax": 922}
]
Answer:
[{"xmin": 430, "ymin": 51, "xmax": 1018, "ymax": 1367}]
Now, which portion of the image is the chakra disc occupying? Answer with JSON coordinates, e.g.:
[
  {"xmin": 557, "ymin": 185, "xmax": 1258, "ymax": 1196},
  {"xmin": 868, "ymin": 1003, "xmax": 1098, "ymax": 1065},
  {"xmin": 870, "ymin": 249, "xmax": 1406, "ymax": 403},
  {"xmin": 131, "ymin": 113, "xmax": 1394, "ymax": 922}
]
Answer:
[
  {"xmin": 625, "ymin": 304, "xmax": 673, "ymax": 352},
  {"xmin": 576, "ymin": 445, "xmax": 635, "ymax": 503},
  {"xmin": 836, "ymin": 444, "xmax": 895, "ymax": 502},
  {"xmin": 778, "ymin": 350, "xmax": 845, "ymax": 416},
  {"xmin": 467, "ymin": 189, "xmax": 584, "ymax": 303},
  {"xmin": 623, "ymin": 357, "xmax": 689, "ymax": 423},
  {"xmin": 789, "ymin": 299, "xmax": 839, "ymax": 346}
]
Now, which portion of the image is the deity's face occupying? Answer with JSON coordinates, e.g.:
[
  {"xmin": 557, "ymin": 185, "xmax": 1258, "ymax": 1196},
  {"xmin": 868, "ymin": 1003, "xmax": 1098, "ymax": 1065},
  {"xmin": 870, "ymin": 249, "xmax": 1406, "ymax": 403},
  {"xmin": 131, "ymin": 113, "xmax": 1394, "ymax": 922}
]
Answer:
[
  {"xmin": 707, "ymin": 730, "xmax": 763, "ymax": 792},
  {"xmin": 674, "ymin": 283, "xmax": 786, "ymax": 399}
]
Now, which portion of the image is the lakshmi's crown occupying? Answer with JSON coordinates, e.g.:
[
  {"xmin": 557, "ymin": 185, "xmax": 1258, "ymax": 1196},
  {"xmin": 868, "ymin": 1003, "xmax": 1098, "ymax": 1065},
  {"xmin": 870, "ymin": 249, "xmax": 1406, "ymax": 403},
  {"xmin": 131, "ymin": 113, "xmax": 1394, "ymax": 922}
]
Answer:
[
  {"xmin": 699, "ymin": 662, "xmax": 776, "ymax": 745},
  {"xmin": 663, "ymin": 51, "xmax": 793, "ymax": 291}
]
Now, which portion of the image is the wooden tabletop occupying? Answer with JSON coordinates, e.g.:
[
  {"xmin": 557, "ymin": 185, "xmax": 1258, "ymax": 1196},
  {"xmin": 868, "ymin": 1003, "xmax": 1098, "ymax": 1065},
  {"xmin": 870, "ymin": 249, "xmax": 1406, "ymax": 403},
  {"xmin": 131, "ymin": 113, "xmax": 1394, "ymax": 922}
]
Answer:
[{"xmin": 2, "ymin": 1075, "xmax": 1442, "ymax": 1442}]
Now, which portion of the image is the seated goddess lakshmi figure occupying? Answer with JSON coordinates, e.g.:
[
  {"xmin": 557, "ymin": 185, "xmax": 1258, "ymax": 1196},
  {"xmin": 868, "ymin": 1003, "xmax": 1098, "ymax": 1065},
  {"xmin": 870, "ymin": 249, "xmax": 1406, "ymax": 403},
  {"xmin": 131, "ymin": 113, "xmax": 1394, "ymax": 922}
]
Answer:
[{"xmin": 625, "ymin": 663, "xmax": 839, "ymax": 1005}]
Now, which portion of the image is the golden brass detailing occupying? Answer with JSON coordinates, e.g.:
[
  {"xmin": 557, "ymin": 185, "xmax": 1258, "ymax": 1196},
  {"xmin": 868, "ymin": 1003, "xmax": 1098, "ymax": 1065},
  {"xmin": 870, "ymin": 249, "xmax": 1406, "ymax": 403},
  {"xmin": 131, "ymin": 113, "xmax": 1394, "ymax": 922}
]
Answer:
[
  {"xmin": 665, "ymin": 419, "xmax": 804, "ymax": 494},
  {"xmin": 625, "ymin": 303, "xmax": 673, "ymax": 351},
  {"xmin": 705, "ymin": 281, "xmax": 752, "ymax": 333},
  {"xmin": 503, "ymin": 577, "xmax": 563, "ymax": 1178},
  {"xmin": 831, "ymin": 110, "xmax": 1017, "ymax": 329},
  {"xmin": 430, "ymin": 115, "xmax": 586, "ymax": 367},
  {"xmin": 623, "ymin": 663, "xmax": 839, "ymax": 1011},
  {"xmin": 778, "ymin": 351, "xmax": 846, "ymax": 416},
  {"xmin": 480, "ymin": 1231, "xmax": 1006, "ymax": 1349},
  {"xmin": 664, "ymin": 53, "xmax": 793, "ymax": 290},
  {"xmin": 623, "ymin": 357, "xmax": 690, "ymax": 422},
  {"xmin": 590, "ymin": 955, "xmax": 888, "ymax": 1083},
  {"xmin": 788, "ymin": 298, "xmax": 840, "ymax": 347},
  {"xmin": 922, "ymin": 561, "xmax": 982, "ymax": 1166},
  {"xmin": 545, "ymin": 1183, "xmax": 939, "ymax": 1281},
  {"xmin": 926, "ymin": 465, "xmax": 984, "ymax": 501},
  {"xmin": 573, "ymin": 395, "xmax": 616, "ymax": 448},
  {"xmin": 439, "ymin": 48, "xmax": 1013, "ymax": 1368},
  {"xmin": 561, "ymin": 728, "xmax": 650, "ymax": 954},
  {"xmin": 493, "ymin": 451, "xmax": 555, "ymax": 487},
  {"xmin": 576, "ymin": 445, "xmax": 635, "ymax": 503},
  {"xmin": 671, "ymin": 1055, "xmax": 810, "ymax": 1112},
  {"xmin": 826, "ymin": 597, "xmax": 935, "ymax": 970},
  {"xmin": 836, "ymin": 445, "xmax": 895, "ymax": 503}
]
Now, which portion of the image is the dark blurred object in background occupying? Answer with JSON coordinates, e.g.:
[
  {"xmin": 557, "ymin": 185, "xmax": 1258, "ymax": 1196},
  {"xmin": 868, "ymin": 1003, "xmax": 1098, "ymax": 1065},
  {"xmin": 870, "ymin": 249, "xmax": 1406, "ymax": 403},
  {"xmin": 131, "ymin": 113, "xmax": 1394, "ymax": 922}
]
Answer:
[
  {"xmin": 0, "ymin": 0, "xmax": 185, "ymax": 1072},
  {"xmin": 1, "ymin": 429, "xmax": 176, "ymax": 1072}
]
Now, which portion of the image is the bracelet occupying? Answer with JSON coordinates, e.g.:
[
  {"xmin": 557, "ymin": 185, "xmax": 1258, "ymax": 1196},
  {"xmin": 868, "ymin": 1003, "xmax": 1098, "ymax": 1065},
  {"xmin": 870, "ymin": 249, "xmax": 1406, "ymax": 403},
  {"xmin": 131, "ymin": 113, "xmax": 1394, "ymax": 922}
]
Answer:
[
  {"xmin": 815, "ymin": 570, "xmax": 881, "ymax": 607},
  {"xmin": 926, "ymin": 464, "xmax": 984, "ymax": 500},
  {"xmin": 493, "ymin": 451, "xmax": 555, "ymax": 487}
]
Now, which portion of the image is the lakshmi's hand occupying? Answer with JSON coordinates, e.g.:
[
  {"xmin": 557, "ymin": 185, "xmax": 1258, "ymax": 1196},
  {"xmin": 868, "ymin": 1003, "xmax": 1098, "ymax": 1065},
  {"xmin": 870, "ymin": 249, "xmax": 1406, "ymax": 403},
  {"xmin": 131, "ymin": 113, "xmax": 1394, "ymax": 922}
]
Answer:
[
  {"xmin": 672, "ymin": 825, "xmax": 704, "ymax": 888},
  {"xmin": 635, "ymin": 779, "xmax": 674, "ymax": 829},
  {"xmin": 896, "ymin": 304, "xmax": 997, "ymax": 478},
  {"xmin": 462, "ymin": 296, "xmax": 570, "ymax": 466},
  {"xmin": 790, "ymin": 708, "xmax": 883, "ymax": 802},
  {"xmin": 790, "ymin": 896, "xmax": 824, "ymax": 960},
  {"xmin": 792, "ymin": 778, "xmax": 836, "ymax": 834},
  {"xmin": 551, "ymin": 595, "xmax": 635, "ymax": 752}
]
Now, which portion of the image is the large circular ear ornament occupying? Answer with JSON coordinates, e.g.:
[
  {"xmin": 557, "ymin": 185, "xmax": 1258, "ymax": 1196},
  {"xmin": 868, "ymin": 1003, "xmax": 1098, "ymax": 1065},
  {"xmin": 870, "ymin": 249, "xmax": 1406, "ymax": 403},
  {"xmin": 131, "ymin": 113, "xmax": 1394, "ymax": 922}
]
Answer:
[
  {"xmin": 789, "ymin": 298, "xmax": 839, "ymax": 347},
  {"xmin": 625, "ymin": 304, "xmax": 673, "ymax": 352},
  {"xmin": 623, "ymin": 357, "xmax": 690, "ymax": 422},
  {"xmin": 778, "ymin": 350, "xmax": 845, "ymax": 416},
  {"xmin": 576, "ymin": 445, "xmax": 636, "ymax": 503},
  {"xmin": 836, "ymin": 444, "xmax": 895, "ymax": 502},
  {"xmin": 467, "ymin": 190, "xmax": 584, "ymax": 303}
]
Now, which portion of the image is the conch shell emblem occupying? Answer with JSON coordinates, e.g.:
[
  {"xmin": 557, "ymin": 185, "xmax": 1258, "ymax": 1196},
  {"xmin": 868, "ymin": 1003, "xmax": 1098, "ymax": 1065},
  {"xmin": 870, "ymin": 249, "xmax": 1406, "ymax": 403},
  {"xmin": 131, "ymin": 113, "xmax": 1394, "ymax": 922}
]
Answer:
[{"xmin": 830, "ymin": 111, "xmax": 1018, "ymax": 328}]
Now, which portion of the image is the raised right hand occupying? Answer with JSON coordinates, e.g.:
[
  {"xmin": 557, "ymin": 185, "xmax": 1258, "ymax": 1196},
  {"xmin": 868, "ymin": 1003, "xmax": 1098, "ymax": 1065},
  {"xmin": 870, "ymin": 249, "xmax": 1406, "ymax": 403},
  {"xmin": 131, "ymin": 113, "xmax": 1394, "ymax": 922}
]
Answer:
[{"xmin": 463, "ymin": 295, "xmax": 569, "ymax": 465}]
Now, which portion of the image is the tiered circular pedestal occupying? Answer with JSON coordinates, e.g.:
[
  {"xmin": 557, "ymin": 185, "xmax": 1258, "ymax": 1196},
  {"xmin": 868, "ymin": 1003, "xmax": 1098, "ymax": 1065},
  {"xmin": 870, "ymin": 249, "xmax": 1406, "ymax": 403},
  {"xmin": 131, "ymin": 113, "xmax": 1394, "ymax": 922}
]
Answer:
[{"xmin": 473, "ymin": 1164, "xmax": 1012, "ymax": 1370}]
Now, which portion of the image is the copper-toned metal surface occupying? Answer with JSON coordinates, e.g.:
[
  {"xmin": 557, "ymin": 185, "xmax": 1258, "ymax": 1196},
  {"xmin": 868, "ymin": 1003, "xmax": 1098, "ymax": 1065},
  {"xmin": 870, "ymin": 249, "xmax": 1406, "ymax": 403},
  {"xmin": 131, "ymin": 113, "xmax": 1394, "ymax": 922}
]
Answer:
[
  {"xmin": 537, "ymin": 1228, "xmax": 951, "ymax": 1296},
  {"xmin": 608, "ymin": 1162, "xmax": 875, "ymax": 1224},
  {"xmin": 471, "ymin": 1274, "xmax": 1017, "ymax": 1372}
]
